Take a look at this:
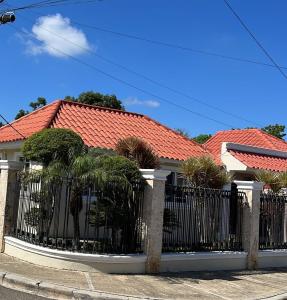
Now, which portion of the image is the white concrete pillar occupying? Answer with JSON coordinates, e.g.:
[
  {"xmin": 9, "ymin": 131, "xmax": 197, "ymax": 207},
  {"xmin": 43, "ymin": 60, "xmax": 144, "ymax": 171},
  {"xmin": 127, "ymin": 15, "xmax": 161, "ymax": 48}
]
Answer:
[
  {"xmin": 234, "ymin": 180, "xmax": 263, "ymax": 270},
  {"xmin": 140, "ymin": 169, "xmax": 171, "ymax": 273},
  {"xmin": 0, "ymin": 160, "xmax": 23, "ymax": 252}
]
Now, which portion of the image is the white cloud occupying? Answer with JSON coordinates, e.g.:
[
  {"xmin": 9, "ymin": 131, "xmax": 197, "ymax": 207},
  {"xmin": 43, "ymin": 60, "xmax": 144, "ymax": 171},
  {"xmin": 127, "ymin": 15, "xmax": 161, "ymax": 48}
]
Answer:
[
  {"xmin": 124, "ymin": 97, "xmax": 160, "ymax": 108},
  {"xmin": 24, "ymin": 14, "xmax": 91, "ymax": 58}
]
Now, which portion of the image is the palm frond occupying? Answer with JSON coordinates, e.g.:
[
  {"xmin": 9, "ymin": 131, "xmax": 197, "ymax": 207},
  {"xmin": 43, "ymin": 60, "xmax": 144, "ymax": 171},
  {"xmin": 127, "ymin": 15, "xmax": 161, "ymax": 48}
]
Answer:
[{"xmin": 181, "ymin": 155, "xmax": 230, "ymax": 189}]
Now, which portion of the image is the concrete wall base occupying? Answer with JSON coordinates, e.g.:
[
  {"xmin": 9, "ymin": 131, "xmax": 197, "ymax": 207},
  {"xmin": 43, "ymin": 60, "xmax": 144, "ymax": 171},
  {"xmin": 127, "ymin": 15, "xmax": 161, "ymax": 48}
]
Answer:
[
  {"xmin": 8, "ymin": 237, "xmax": 275, "ymax": 274},
  {"xmin": 258, "ymin": 250, "xmax": 287, "ymax": 269},
  {"xmin": 4, "ymin": 237, "xmax": 146, "ymax": 274},
  {"xmin": 161, "ymin": 252, "xmax": 248, "ymax": 272}
]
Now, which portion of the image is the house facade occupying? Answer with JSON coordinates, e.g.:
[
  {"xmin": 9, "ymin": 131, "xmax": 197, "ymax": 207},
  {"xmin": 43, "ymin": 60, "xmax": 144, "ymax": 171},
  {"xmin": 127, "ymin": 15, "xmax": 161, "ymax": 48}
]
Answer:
[
  {"xmin": 0, "ymin": 101, "xmax": 286, "ymax": 182},
  {"xmin": 0, "ymin": 100, "xmax": 208, "ymax": 181},
  {"xmin": 204, "ymin": 129, "xmax": 287, "ymax": 180}
]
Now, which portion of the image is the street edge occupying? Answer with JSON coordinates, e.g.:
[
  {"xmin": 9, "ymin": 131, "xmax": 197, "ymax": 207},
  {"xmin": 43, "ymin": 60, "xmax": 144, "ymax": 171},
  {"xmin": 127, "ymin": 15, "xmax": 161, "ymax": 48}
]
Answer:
[{"xmin": 0, "ymin": 271, "xmax": 163, "ymax": 300}]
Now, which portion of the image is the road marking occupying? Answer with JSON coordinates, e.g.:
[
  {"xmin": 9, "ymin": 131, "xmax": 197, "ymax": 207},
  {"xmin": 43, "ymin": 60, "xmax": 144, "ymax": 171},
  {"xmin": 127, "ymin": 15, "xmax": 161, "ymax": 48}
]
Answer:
[{"xmin": 84, "ymin": 272, "xmax": 95, "ymax": 290}]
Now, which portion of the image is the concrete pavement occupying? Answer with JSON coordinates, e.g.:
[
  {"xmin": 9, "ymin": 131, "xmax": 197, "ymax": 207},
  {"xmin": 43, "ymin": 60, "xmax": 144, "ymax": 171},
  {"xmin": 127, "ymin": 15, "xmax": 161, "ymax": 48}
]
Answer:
[
  {"xmin": 1, "ymin": 254, "xmax": 287, "ymax": 299},
  {"xmin": 0, "ymin": 286, "xmax": 49, "ymax": 300}
]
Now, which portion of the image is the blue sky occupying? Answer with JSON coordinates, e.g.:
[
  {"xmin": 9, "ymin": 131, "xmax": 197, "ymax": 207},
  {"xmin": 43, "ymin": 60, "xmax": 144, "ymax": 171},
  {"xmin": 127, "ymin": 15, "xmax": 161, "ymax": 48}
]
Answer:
[{"xmin": 1, "ymin": 0, "xmax": 287, "ymax": 137}]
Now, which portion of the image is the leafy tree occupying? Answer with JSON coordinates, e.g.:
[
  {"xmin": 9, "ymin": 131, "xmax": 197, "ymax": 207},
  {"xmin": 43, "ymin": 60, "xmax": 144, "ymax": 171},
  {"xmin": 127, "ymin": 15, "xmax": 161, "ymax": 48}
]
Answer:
[
  {"xmin": 175, "ymin": 128, "xmax": 190, "ymax": 138},
  {"xmin": 15, "ymin": 109, "xmax": 29, "ymax": 120},
  {"xmin": 15, "ymin": 97, "xmax": 47, "ymax": 120},
  {"xmin": 22, "ymin": 128, "xmax": 84, "ymax": 167},
  {"xmin": 181, "ymin": 156, "xmax": 230, "ymax": 189},
  {"xmin": 88, "ymin": 147, "xmax": 116, "ymax": 158},
  {"xmin": 115, "ymin": 136, "xmax": 160, "ymax": 169},
  {"xmin": 262, "ymin": 124, "xmax": 286, "ymax": 140},
  {"xmin": 29, "ymin": 97, "xmax": 47, "ymax": 111},
  {"xmin": 65, "ymin": 91, "xmax": 125, "ymax": 110},
  {"xmin": 193, "ymin": 134, "xmax": 212, "ymax": 144},
  {"xmin": 175, "ymin": 130, "xmax": 212, "ymax": 144}
]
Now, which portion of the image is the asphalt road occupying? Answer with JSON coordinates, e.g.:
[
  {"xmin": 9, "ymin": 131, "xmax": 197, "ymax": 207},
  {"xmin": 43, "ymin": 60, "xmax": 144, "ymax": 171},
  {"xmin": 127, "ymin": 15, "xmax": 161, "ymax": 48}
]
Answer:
[{"xmin": 0, "ymin": 286, "xmax": 50, "ymax": 300}]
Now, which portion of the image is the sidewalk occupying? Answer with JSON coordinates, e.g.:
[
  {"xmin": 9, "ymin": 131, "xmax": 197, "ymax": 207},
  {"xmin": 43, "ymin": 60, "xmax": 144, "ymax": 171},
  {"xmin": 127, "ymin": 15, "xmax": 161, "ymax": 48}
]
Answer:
[{"xmin": 0, "ymin": 253, "xmax": 287, "ymax": 299}]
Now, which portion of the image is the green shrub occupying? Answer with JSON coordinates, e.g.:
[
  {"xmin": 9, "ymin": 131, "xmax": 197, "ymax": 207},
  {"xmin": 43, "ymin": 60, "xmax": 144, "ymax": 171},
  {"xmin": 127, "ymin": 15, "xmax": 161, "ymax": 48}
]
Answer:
[{"xmin": 22, "ymin": 128, "xmax": 84, "ymax": 166}]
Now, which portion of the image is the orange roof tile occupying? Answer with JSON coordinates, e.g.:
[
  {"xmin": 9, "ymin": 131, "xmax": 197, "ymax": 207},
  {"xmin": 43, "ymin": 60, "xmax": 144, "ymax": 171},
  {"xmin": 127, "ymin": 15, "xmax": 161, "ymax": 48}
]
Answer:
[
  {"xmin": 0, "ymin": 101, "xmax": 62, "ymax": 143},
  {"xmin": 229, "ymin": 150, "xmax": 287, "ymax": 172},
  {"xmin": 204, "ymin": 129, "xmax": 287, "ymax": 165},
  {"xmin": 0, "ymin": 100, "xmax": 208, "ymax": 161}
]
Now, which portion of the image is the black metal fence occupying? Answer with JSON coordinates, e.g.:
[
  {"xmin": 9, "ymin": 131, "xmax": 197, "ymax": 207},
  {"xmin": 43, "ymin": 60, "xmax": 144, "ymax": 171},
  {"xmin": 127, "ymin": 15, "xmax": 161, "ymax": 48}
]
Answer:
[
  {"xmin": 10, "ymin": 174, "xmax": 145, "ymax": 254},
  {"xmin": 259, "ymin": 192, "xmax": 287, "ymax": 250},
  {"xmin": 162, "ymin": 184, "xmax": 246, "ymax": 252}
]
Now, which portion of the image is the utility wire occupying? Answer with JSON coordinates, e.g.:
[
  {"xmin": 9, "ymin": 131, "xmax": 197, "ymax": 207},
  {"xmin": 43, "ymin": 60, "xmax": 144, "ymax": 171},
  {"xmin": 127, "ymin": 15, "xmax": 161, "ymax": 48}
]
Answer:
[
  {"xmin": 10, "ymin": 23, "xmax": 236, "ymax": 128},
  {"xmin": 73, "ymin": 21, "xmax": 287, "ymax": 71},
  {"xmin": 0, "ymin": 0, "xmax": 103, "ymax": 14},
  {"xmin": 0, "ymin": 114, "xmax": 26, "ymax": 138},
  {"xmin": 14, "ymin": 11, "xmax": 263, "ymax": 127},
  {"xmin": 223, "ymin": 0, "xmax": 287, "ymax": 81}
]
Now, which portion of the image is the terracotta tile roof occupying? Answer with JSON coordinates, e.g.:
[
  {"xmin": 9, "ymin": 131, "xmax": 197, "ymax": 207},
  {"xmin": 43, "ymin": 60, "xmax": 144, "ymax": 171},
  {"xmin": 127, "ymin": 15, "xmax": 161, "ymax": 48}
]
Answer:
[
  {"xmin": 0, "ymin": 101, "xmax": 62, "ymax": 143},
  {"xmin": 229, "ymin": 150, "xmax": 287, "ymax": 172},
  {"xmin": 204, "ymin": 129, "xmax": 287, "ymax": 165},
  {"xmin": 0, "ymin": 100, "xmax": 208, "ymax": 161}
]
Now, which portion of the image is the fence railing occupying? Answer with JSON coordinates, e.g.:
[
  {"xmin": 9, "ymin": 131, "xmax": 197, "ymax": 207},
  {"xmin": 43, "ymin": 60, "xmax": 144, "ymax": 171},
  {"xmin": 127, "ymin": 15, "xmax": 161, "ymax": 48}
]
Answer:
[
  {"xmin": 162, "ymin": 184, "xmax": 246, "ymax": 253},
  {"xmin": 259, "ymin": 192, "xmax": 287, "ymax": 250},
  {"xmin": 10, "ymin": 174, "xmax": 145, "ymax": 254}
]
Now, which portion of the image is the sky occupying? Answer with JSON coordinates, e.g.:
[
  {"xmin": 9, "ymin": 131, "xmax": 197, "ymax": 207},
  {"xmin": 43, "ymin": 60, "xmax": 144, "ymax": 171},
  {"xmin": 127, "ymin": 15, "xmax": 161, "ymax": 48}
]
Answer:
[{"xmin": 1, "ymin": 0, "xmax": 287, "ymax": 137}]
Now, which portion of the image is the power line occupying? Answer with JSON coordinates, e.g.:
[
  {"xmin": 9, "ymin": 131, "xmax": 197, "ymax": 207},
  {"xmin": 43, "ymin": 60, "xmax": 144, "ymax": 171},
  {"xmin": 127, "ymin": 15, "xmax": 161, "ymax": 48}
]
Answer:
[
  {"xmin": 14, "ymin": 11, "xmax": 263, "ymax": 127},
  {"xmin": 0, "ymin": 0, "xmax": 103, "ymax": 14},
  {"xmin": 223, "ymin": 0, "xmax": 287, "ymax": 81},
  {"xmin": 10, "ymin": 23, "xmax": 236, "ymax": 128},
  {"xmin": 73, "ymin": 21, "xmax": 287, "ymax": 71},
  {"xmin": 0, "ymin": 114, "xmax": 25, "ymax": 138}
]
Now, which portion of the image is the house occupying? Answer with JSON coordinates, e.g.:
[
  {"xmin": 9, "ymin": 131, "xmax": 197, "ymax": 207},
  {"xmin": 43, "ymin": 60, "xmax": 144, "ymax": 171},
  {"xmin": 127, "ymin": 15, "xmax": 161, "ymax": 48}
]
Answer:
[
  {"xmin": 204, "ymin": 129, "xmax": 287, "ymax": 180},
  {"xmin": 0, "ymin": 100, "xmax": 208, "ymax": 182}
]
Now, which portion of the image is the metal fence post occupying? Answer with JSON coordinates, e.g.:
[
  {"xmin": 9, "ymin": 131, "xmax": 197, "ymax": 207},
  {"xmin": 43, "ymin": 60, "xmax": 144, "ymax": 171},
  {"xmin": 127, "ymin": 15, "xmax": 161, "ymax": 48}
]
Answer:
[
  {"xmin": 234, "ymin": 181, "xmax": 263, "ymax": 270},
  {"xmin": 0, "ymin": 161, "xmax": 23, "ymax": 252},
  {"xmin": 140, "ymin": 169, "xmax": 171, "ymax": 274}
]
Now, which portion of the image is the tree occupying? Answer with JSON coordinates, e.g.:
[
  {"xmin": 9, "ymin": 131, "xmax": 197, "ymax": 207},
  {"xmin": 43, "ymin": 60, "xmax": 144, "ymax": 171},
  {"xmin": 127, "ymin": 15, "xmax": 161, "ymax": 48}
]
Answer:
[
  {"xmin": 193, "ymin": 134, "xmax": 212, "ymax": 144},
  {"xmin": 15, "ymin": 97, "xmax": 47, "ymax": 120},
  {"xmin": 175, "ymin": 130, "xmax": 212, "ymax": 144},
  {"xmin": 42, "ymin": 152, "xmax": 142, "ymax": 251},
  {"xmin": 29, "ymin": 97, "xmax": 47, "ymax": 111},
  {"xmin": 15, "ymin": 109, "xmax": 29, "ymax": 120},
  {"xmin": 262, "ymin": 124, "xmax": 286, "ymax": 140},
  {"xmin": 115, "ymin": 136, "xmax": 160, "ymax": 169},
  {"xmin": 175, "ymin": 128, "xmax": 190, "ymax": 138},
  {"xmin": 181, "ymin": 156, "xmax": 230, "ymax": 189},
  {"xmin": 22, "ymin": 128, "xmax": 85, "ymax": 167},
  {"xmin": 65, "ymin": 91, "xmax": 125, "ymax": 110},
  {"xmin": 88, "ymin": 147, "xmax": 116, "ymax": 158},
  {"xmin": 256, "ymin": 170, "xmax": 287, "ymax": 192},
  {"xmin": 86, "ymin": 155, "xmax": 142, "ymax": 251},
  {"xmin": 22, "ymin": 130, "xmax": 144, "ymax": 251}
]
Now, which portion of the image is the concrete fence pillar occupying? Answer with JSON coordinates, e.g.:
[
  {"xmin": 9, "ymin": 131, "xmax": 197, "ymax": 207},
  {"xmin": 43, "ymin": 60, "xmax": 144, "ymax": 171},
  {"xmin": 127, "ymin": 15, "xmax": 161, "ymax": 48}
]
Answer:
[
  {"xmin": 140, "ymin": 169, "xmax": 171, "ymax": 273},
  {"xmin": 0, "ymin": 160, "xmax": 23, "ymax": 252},
  {"xmin": 234, "ymin": 180, "xmax": 263, "ymax": 270}
]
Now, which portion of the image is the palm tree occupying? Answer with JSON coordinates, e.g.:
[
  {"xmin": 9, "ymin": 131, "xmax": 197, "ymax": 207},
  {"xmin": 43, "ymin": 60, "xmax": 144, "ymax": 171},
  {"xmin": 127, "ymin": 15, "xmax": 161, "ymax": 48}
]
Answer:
[
  {"xmin": 256, "ymin": 170, "xmax": 287, "ymax": 193},
  {"xmin": 115, "ymin": 136, "xmax": 160, "ymax": 169},
  {"xmin": 181, "ymin": 155, "xmax": 230, "ymax": 189},
  {"xmin": 43, "ymin": 154, "xmax": 143, "ymax": 251}
]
